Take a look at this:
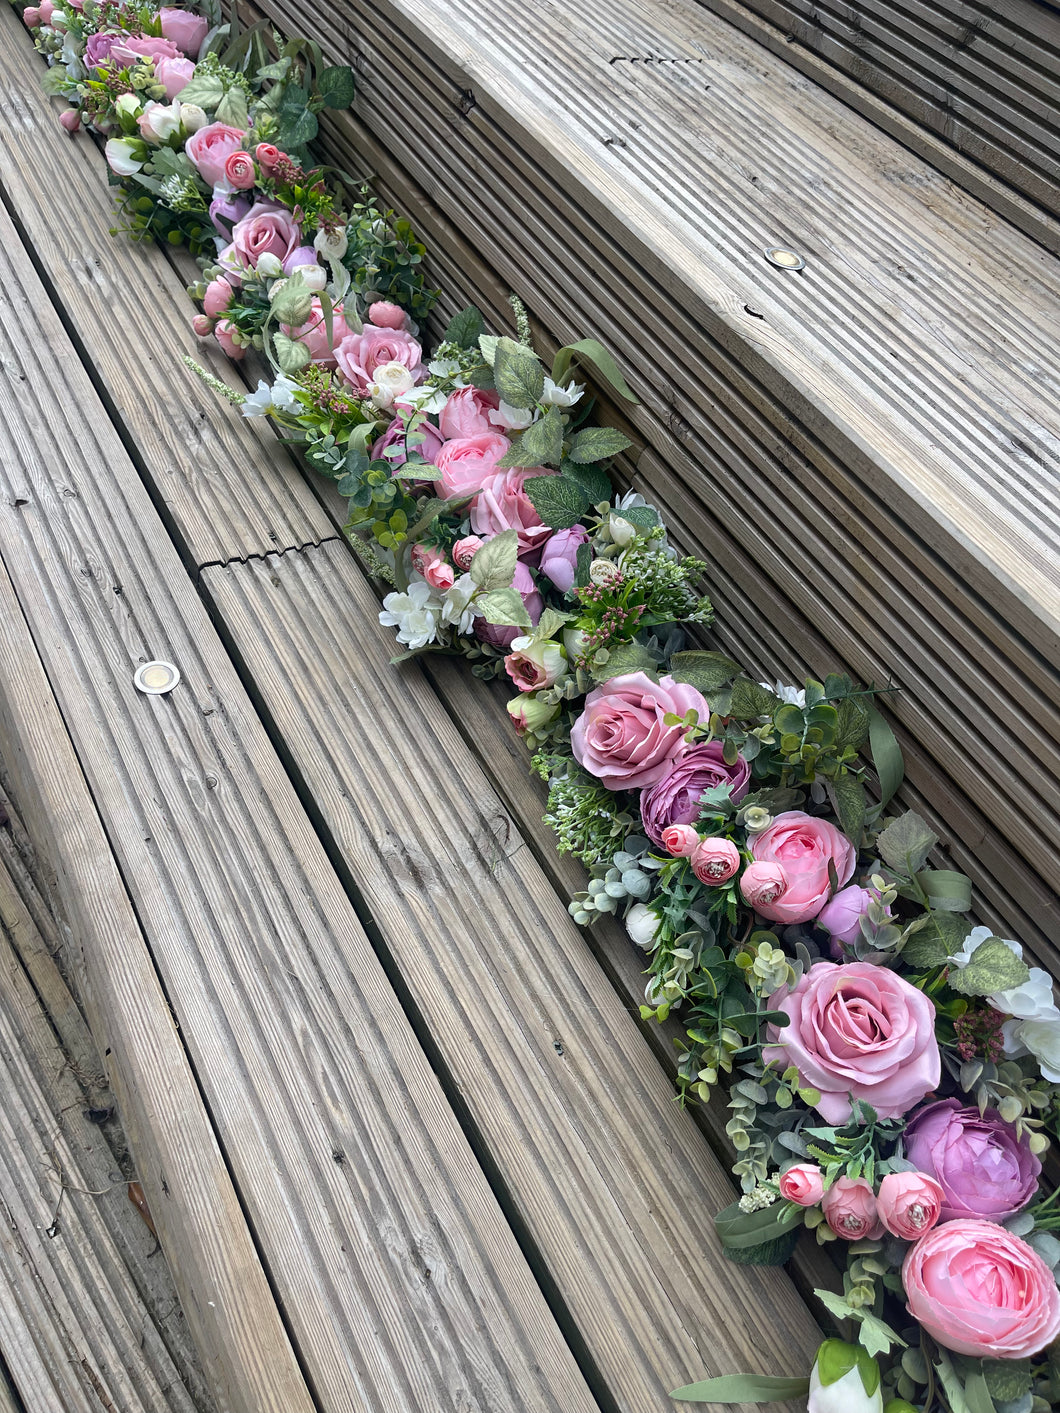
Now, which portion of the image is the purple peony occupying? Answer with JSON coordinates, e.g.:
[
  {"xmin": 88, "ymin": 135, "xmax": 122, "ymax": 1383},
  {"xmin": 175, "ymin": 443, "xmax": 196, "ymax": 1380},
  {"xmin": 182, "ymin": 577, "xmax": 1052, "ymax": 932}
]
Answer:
[
  {"xmin": 639, "ymin": 741, "xmax": 750, "ymax": 848},
  {"xmin": 904, "ymin": 1098, "xmax": 1041, "ymax": 1223},
  {"xmin": 371, "ymin": 415, "xmax": 445, "ymax": 470},
  {"xmin": 84, "ymin": 32, "xmax": 122, "ymax": 68}
]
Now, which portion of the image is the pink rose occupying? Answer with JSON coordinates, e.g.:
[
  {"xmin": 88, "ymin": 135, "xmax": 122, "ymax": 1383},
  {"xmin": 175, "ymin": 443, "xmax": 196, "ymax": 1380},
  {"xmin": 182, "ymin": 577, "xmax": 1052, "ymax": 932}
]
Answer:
[
  {"xmin": 423, "ymin": 558, "xmax": 455, "ymax": 592},
  {"xmin": 153, "ymin": 55, "xmax": 195, "ymax": 100},
  {"xmin": 224, "ymin": 150, "xmax": 257, "ymax": 190},
  {"xmin": 202, "ymin": 277, "xmax": 234, "ymax": 318},
  {"xmin": 691, "ymin": 838, "xmax": 741, "ymax": 885},
  {"xmin": 435, "ymin": 433, "xmax": 511, "ymax": 499},
  {"xmin": 185, "ymin": 121, "xmax": 248, "ymax": 187},
  {"xmin": 158, "ymin": 7, "xmax": 209, "ymax": 56},
  {"xmin": 109, "ymin": 34, "xmax": 183, "ymax": 67},
  {"xmin": 471, "ymin": 468, "xmax": 556, "ymax": 557},
  {"xmin": 822, "ymin": 1177, "xmax": 883, "ymax": 1240},
  {"xmin": 38, "ymin": 0, "xmax": 54, "ymax": 21},
  {"xmin": 661, "ymin": 824, "xmax": 700, "ymax": 858},
  {"xmin": 747, "ymin": 811, "xmax": 856, "ymax": 924},
  {"xmin": 227, "ymin": 201, "xmax": 301, "ymax": 272},
  {"xmin": 213, "ymin": 320, "xmax": 244, "ymax": 361},
  {"xmin": 778, "ymin": 1163, "xmax": 824, "ymax": 1207},
  {"xmin": 452, "ymin": 535, "xmax": 484, "ymax": 571},
  {"xmin": 439, "ymin": 386, "xmax": 501, "ymax": 440},
  {"xmin": 23, "ymin": 6, "xmax": 41, "ymax": 26},
  {"xmin": 876, "ymin": 1171, "xmax": 943, "ymax": 1240},
  {"xmin": 764, "ymin": 961, "xmax": 941, "ymax": 1125},
  {"xmin": 367, "ymin": 300, "xmax": 409, "ymax": 330},
  {"xmin": 817, "ymin": 885, "xmax": 887, "ymax": 953},
  {"xmin": 539, "ymin": 525, "xmax": 589, "ymax": 594},
  {"xmin": 282, "ymin": 297, "xmax": 356, "ymax": 366},
  {"xmin": 739, "ymin": 861, "xmax": 787, "ymax": 909},
  {"xmin": 903, "ymin": 1220, "xmax": 1060, "ymax": 1358},
  {"xmin": 255, "ymin": 142, "xmax": 281, "ymax": 172},
  {"xmin": 570, "ymin": 673, "xmax": 709, "ymax": 791},
  {"xmin": 335, "ymin": 324, "xmax": 424, "ymax": 396}
]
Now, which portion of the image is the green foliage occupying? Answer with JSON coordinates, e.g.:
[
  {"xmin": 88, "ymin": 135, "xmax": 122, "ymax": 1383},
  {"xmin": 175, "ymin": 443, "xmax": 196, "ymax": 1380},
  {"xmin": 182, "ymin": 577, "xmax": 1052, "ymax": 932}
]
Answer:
[
  {"xmin": 552, "ymin": 337, "xmax": 638, "ymax": 402},
  {"xmin": 524, "ymin": 474, "xmax": 594, "ymax": 530},
  {"xmin": 669, "ymin": 651, "xmax": 743, "ymax": 694},
  {"xmin": 469, "ymin": 531, "xmax": 518, "ymax": 591},
  {"xmin": 900, "ymin": 910, "xmax": 969, "ymax": 968},
  {"xmin": 477, "ymin": 588, "xmax": 532, "ymax": 629},
  {"xmin": 670, "ymin": 1374, "xmax": 810, "ymax": 1404},
  {"xmin": 316, "ymin": 64, "xmax": 356, "ymax": 108},
  {"xmin": 444, "ymin": 305, "xmax": 486, "ymax": 349},
  {"xmin": 498, "ymin": 406, "xmax": 564, "ymax": 468},
  {"xmin": 714, "ymin": 1198, "xmax": 803, "ymax": 1253},
  {"xmin": 567, "ymin": 426, "xmax": 632, "ymax": 462},
  {"xmin": 493, "ymin": 337, "xmax": 544, "ymax": 408},
  {"xmin": 876, "ymin": 811, "xmax": 938, "ymax": 877},
  {"xmin": 949, "ymin": 939, "xmax": 1029, "ymax": 996}
]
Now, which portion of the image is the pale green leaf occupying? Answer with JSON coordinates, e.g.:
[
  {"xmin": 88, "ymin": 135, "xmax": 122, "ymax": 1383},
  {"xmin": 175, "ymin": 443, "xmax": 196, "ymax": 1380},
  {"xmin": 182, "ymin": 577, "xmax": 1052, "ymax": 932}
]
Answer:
[
  {"xmin": 498, "ymin": 406, "xmax": 564, "ymax": 468},
  {"xmin": 523, "ymin": 475, "xmax": 592, "ymax": 531},
  {"xmin": 567, "ymin": 426, "xmax": 633, "ymax": 463},
  {"xmin": 669, "ymin": 650, "xmax": 743, "ymax": 694},
  {"xmin": 949, "ymin": 939, "xmax": 1029, "ymax": 997},
  {"xmin": 494, "ymin": 337, "xmax": 544, "ymax": 409},
  {"xmin": 469, "ymin": 529, "xmax": 518, "ymax": 591},
  {"xmin": 876, "ymin": 810, "xmax": 938, "ymax": 876},
  {"xmin": 552, "ymin": 337, "xmax": 638, "ymax": 403},
  {"xmin": 868, "ymin": 704, "xmax": 904, "ymax": 807},
  {"xmin": 476, "ymin": 588, "xmax": 531, "ymax": 629},
  {"xmin": 670, "ymin": 1374, "xmax": 810, "ymax": 1403},
  {"xmin": 900, "ymin": 912, "xmax": 969, "ymax": 969},
  {"xmin": 914, "ymin": 868, "xmax": 972, "ymax": 912},
  {"xmin": 214, "ymin": 86, "xmax": 249, "ymax": 129}
]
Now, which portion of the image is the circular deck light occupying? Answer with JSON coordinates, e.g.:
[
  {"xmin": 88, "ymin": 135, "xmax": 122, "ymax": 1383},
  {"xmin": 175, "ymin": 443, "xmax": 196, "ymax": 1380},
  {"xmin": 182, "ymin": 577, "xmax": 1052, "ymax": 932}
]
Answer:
[
  {"xmin": 134, "ymin": 661, "xmax": 181, "ymax": 695},
  {"xmin": 764, "ymin": 247, "xmax": 806, "ymax": 271}
]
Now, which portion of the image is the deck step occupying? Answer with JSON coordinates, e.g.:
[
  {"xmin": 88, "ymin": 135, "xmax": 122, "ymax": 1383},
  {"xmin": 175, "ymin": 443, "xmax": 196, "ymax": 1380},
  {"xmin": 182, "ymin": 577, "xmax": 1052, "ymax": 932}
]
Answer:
[{"xmin": 254, "ymin": 0, "xmax": 1060, "ymax": 964}]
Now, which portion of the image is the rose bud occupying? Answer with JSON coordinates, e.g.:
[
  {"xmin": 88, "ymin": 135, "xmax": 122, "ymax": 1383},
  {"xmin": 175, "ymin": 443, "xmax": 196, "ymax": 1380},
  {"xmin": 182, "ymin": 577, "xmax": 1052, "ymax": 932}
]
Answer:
[
  {"xmin": 778, "ymin": 1162, "xmax": 825, "ymax": 1207},
  {"xmin": 367, "ymin": 300, "xmax": 408, "ymax": 330},
  {"xmin": 808, "ymin": 1341, "xmax": 883, "ymax": 1413},
  {"xmin": 821, "ymin": 1177, "xmax": 884, "ymax": 1241},
  {"xmin": 423, "ymin": 557, "xmax": 455, "ymax": 593},
  {"xmin": 224, "ymin": 150, "xmax": 257, "ymax": 190},
  {"xmin": 876, "ymin": 1171, "xmax": 943, "ymax": 1241},
  {"xmin": 58, "ymin": 108, "xmax": 80, "ymax": 133},
  {"xmin": 452, "ymin": 535, "xmax": 484, "ymax": 571},
  {"xmin": 690, "ymin": 838, "xmax": 741, "ymax": 885},
  {"xmin": 255, "ymin": 142, "xmax": 281, "ymax": 171},
  {"xmin": 202, "ymin": 278, "xmax": 234, "ymax": 318},
  {"xmin": 506, "ymin": 694, "xmax": 559, "ymax": 738},
  {"xmin": 739, "ymin": 860, "xmax": 787, "ymax": 910},
  {"xmin": 191, "ymin": 314, "xmax": 215, "ymax": 337},
  {"xmin": 213, "ymin": 319, "xmax": 245, "ymax": 361},
  {"xmin": 23, "ymin": 6, "xmax": 41, "ymax": 25},
  {"xmin": 660, "ymin": 824, "xmax": 700, "ymax": 858}
]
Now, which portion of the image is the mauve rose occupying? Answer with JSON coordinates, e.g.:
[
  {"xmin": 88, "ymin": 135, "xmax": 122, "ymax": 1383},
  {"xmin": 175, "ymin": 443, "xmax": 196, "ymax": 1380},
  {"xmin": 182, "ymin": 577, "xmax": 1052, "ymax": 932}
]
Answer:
[
  {"xmin": 282, "ymin": 297, "xmax": 357, "ymax": 367},
  {"xmin": 748, "ymin": 811, "xmax": 856, "ymax": 924},
  {"xmin": 439, "ymin": 386, "xmax": 501, "ymax": 440},
  {"xmin": 228, "ymin": 201, "xmax": 301, "ymax": 272},
  {"xmin": 778, "ymin": 1162, "xmax": 824, "ymax": 1207},
  {"xmin": 904, "ymin": 1220, "xmax": 1060, "ymax": 1358},
  {"xmin": 822, "ymin": 1177, "xmax": 883, "ymax": 1241},
  {"xmin": 474, "ymin": 561, "xmax": 542, "ymax": 650},
  {"xmin": 158, "ymin": 7, "xmax": 209, "ymax": 55},
  {"xmin": 109, "ymin": 34, "xmax": 182, "ymax": 67},
  {"xmin": 372, "ymin": 415, "xmax": 445, "ymax": 469},
  {"xmin": 436, "ymin": 433, "xmax": 511, "ymax": 499},
  {"xmin": 471, "ymin": 468, "xmax": 556, "ymax": 558},
  {"xmin": 84, "ymin": 32, "xmax": 121, "ymax": 67},
  {"xmin": 639, "ymin": 741, "xmax": 747, "ymax": 848},
  {"xmin": 153, "ymin": 55, "xmax": 195, "ymax": 100},
  {"xmin": 208, "ymin": 192, "xmax": 250, "ymax": 240},
  {"xmin": 763, "ymin": 961, "xmax": 941, "ymax": 1125},
  {"xmin": 876, "ymin": 1171, "xmax": 943, "ymax": 1240},
  {"xmin": 185, "ymin": 121, "xmax": 247, "ymax": 187},
  {"xmin": 335, "ymin": 324, "xmax": 424, "ymax": 396},
  {"xmin": 817, "ymin": 885, "xmax": 887, "ymax": 953},
  {"xmin": 22, "ymin": 6, "xmax": 40, "ymax": 25},
  {"xmin": 691, "ymin": 838, "xmax": 741, "ymax": 885},
  {"xmin": 570, "ymin": 673, "xmax": 709, "ymax": 792},
  {"xmin": 903, "ymin": 1099, "xmax": 1042, "ymax": 1223},
  {"xmin": 539, "ymin": 525, "xmax": 589, "ymax": 594},
  {"xmin": 367, "ymin": 300, "xmax": 408, "ymax": 330},
  {"xmin": 661, "ymin": 824, "xmax": 700, "ymax": 858},
  {"xmin": 740, "ymin": 860, "xmax": 787, "ymax": 909}
]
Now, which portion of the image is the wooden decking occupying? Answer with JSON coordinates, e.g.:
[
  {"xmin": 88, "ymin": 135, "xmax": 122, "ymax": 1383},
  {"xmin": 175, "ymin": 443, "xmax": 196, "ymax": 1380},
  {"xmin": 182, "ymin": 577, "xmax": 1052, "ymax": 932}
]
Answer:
[{"xmin": 0, "ymin": 7, "xmax": 827, "ymax": 1411}]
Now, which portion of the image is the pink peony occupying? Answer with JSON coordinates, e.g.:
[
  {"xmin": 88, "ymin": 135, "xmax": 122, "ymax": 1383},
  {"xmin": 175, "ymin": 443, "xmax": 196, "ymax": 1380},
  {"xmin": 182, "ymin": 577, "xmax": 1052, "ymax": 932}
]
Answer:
[
  {"xmin": 224, "ymin": 150, "xmax": 257, "ymax": 190},
  {"xmin": 539, "ymin": 525, "xmax": 589, "ymax": 594},
  {"xmin": 367, "ymin": 300, "xmax": 409, "ymax": 330},
  {"xmin": 822, "ymin": 1177, "xmax": 883, "ymax": 1241},
  {"xmin": 185, "ymin": 121, "xmax": 247, "ymax": 187},
  {"xmin": 153, "ymin": 55, "xmax": 195, "ymax": 100},
  {"xmin": 739, "ymin": 861, "xmax": 787, "ymax": 909},
  {"xmin": 335, "ymin": 324, "xmax": 424, "ymax": 396},
  {"xmin": 471, "ymin": 468, "xmax": 556, "ymax": 557},
  {"xmin": 202, "ymin": 277, "xmax": 234, "ymax": 318},
  {"xmin": 570, "ymin": 673, "xmax": 709, "ymax": 792},
  {"xmin": 158, "ymin": 7, "xmax": 209, "ymax": 56},
  {"xmin": 108, "ymin": 34, "xmax": 182, "ymax": 67},
  {"xmin": 439, "ymin": 386, "xmax": 501, "ymax": 440},
  {"xmin": 747, "ymin": 811, "xmax": 856, "ymax": 924},
  {"xmin": 639, "ymin": 741, "xmax": 748, "ymax": 848},
  {"xmin": 661, "ymin": 824, "xmax": 700, "ymax": 858},
  {"xmin": 903, "ymin": 1220, "xmax": 1060, "ymax": 1358},
  {"xmin": 226, "ymin": 201, "xmax": 301, "ymax": 272},
  {"xmin": 763, "ymin": 961, "xmax": 941, "ymax": 1125},
  {"xmin": 282, "ymin": 297, "xmax": 357, "ymax": 367},
  {"xmin": 691, "ymin": 838, "xmax": 741, "ymax": 885},
  {"xmin": 876, "ymin": 1171, "xmax": 943, "ymax": 1240},
  {"xmin": 84, "ymin": 31, "xmax": 121, "ymax": 67},
  {"xmin": 778, "ymin": 1162, "xmax": 824, "ymax": 1207},
  {"xmin": 435, "ymin": 432, "xmax": 510, "ymax": 499},
  {"xmin": 903, "ymin": 1099, "xmax": 1042, "ymax": 1224}
]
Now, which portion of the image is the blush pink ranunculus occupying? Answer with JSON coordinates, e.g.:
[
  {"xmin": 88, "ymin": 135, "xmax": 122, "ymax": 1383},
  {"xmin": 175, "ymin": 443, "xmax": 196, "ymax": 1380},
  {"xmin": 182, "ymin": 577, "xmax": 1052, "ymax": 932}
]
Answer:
[
  {"xmin": 821, "ymin": 1177, "xmax": 883, "ymax": 1241},
  {"xmin": 439, "ymin": 386, "xmax": 501, "ymax": 440},
  {"xmin": 876, "ymin": 1171, "xmax": 943, "ymax": 1240},
  {"xmin": 661, "ymin": 824, "xmax": 700, "ymax": 858},
  {"xmin": 334, "ymin": 324, "xmax": 424, "ymax": 396},
  {"xmin": 471, "ymin": 468, "xmax": 556, "ymax": 558},
  {"xmin": 202, "ymin": 277, "xmax": 234, "ymax": 318},
  {"xmin": 570, "ymin": 673, "xmax": 709, "ymax": 792},
  {"xmin": 691, "ymin": 838, "xmax": 741, "ymax": 885},
  {"xmin": 435, "ymin": 432, "xmax": 511, "ymax": 499},
  {"xmin": 213, "ymin": 320, "xmax": 244, "ymax": 361},
  {"xmin": 185, "ymin": 121, "xmax": 248, "ymax": 187},
  {"xmin": 739, "ymin": 861, "xmax": 787, "ymax": 909},
  {"xmin": 227, "ymin": 201, "xmax": 301, "ymax": 272},
  {"xmin": 748, "ymin": 810, "xmax": 856, "ymax": 924},
  {"xmin": 108, "ymin": 34, "xmax": 182, "ymax": 67},
  {"xmin": 903, "ymin": 1220, "xmax": 1060, "ymax": 1358},
  {"xmin": 763, "ymin": 960, "xmax": 941, "ymax": 1126},
  {"xmin": 778, "ymin": 1162, "xmax": 824, "ymax": 1207},
  {"xmin": 452, "ymin": 535, "xmax": 485, "ymax": 571},
  {"xmin": 153, "ymin": 55, "xmax": 195, "ymax": 99},
  {"xmin": 224, "ymin": 150, "xmax": 257, "ymax": 190},
  {"xmin": 158, "ymin": 7, "xmax": 209, "ymax": 56},
  {"xmin": 366, "ymin": 300, "xmax": 408, "ymax": 330}
]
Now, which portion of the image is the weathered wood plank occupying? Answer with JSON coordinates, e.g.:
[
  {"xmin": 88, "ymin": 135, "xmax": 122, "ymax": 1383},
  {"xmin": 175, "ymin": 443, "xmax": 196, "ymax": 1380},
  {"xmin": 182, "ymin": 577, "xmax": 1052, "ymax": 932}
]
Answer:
[
  {"xmin": 0, "ymin": 11, "xmax": 335, "ymax": 567},
  {"xmin": 0, "ymin": 172, "xmax": 601, "ymax": 1412}
]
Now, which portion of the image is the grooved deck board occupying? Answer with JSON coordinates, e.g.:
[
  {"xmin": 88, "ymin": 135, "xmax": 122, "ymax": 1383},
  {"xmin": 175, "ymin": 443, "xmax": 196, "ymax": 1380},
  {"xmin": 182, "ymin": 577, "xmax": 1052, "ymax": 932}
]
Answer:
[
  {"xmin": 0, "ymin": 11, "xmax": 333, "ymax": 566},
  {"xmin": 0, "ymin": 163, "xmax": 602, "ymax": 1413},
  {"xmin": 203, "ymin": 539, "xmax": 822, "ymax": 1411}
]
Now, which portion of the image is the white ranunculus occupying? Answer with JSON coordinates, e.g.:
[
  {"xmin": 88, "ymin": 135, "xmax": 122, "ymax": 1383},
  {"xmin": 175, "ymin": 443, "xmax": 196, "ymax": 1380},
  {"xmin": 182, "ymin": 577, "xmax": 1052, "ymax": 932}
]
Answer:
[
  {"xmin": 299, "ymin": 264, "xmax": 328, "ymax": 292},
  {"xmin": 179, "ymin": 103, "xmax": 207, "ymax": 133},
  {"xmin": 139, "ymin": 99, "xmax": 183, "ymax": 144},
  {"xmin": 314, "ymin": 226, "xmax": 348, "ymax": 260},
  {"xmin": 626, "ymin": 903, "xmax": 661, "ymax": 950},
  {"xmin": 372, "ymin": 361, "xmax": 415, "ymax": 401}
]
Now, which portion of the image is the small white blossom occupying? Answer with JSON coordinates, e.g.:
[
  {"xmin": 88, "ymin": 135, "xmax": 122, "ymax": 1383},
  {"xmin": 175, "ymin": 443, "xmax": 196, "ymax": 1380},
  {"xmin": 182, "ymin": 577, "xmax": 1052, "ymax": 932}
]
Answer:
[
  {"xmin": 738, "ymin": 1186, "xmax": 777, "ymax": 1213},
  {"xmin": 540, "ymin": 375, "xmax": 584, "ymax": 407},
  {"xmin": 378, "ymin": 581, "xmax": 442, "ymax": 650},
  {"xmin": 489, "ymin": 400, "xmax": 535, "ymax": 431},
  {"xmin": 440, "ymin": 574, "xmax": 479, "ymax": 635},
  {"xmin": 241, "ymin": 375, "xmax": 300, "ymax": 419},
  {"xmin": 762, "ymin": 681, "xmax": 806, "ymax": 708},
  {"xmin": 314, "ymin": 226, "xmax": 349, "ymax": 260}
]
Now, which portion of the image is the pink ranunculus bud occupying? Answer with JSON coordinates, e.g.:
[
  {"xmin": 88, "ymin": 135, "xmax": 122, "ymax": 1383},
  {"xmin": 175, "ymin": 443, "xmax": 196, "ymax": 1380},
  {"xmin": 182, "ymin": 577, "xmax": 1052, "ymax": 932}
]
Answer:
[
  {"xmin": 224, "ymin": 150, "xmax": 257, "ymax": 190},
  {"xmin": 409, "ymin": 544, "xmax": 437, "ymax": 576},
  {"xmin": 367, "ymin": 300, "xmax": 408, "ymax": 330},
  {"xmin": 779, "ymin": 1162, "xmax": 825, "ymax": 1207},
  {"xmin": 452, "ymin": 535, "xmax": 484, "ymax": 571},
  {"xmin": 690, "ymin": 837, "xmax": 741, "ymax": 885},
  {"xmin": 191, "ymin": 314, "xmax": 215, "ymax": 337},
  {"xmin": 740, "ymin": 860, "xmax": 788, "ymax": 909},
  {"xmin": 202, "ymin": 278, "xmax": 234, "ymax": 318},
  {"xmin": 423, "ymin": 557, "xmax": 455, "ymax": 593},
  {"xmin": 877, "ymin": 1171, "xmax": 943, "ymax": 1241},
  {"xmin": 660, "ymin": 824, "xmax": 700, "ymax": 858},
  {"xmin": 23, "ymin": 6, "xmax": 41, "ymax": 27},
  {"xmin": 213, "ymin": 319, "xmax": 245, "ymax": 361},
  {"xmin": 58, "ymin": 108, "xmax": 80, "ymax": 133},
  {"xmin": 822, "ymin": 1177, "xmax": 883, "ymax": 1241},
  {"xmin": 255, "ymin": 142, "xmax": 281, "ymax": 172}
]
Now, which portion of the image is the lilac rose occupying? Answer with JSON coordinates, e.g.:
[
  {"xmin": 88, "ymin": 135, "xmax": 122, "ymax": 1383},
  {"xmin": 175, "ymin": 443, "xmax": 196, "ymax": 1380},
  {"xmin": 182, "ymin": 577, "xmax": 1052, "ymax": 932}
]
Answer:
[
  {"xmin": 84, "ymin": 32, "xmax": 121, "ymax": 68},
  {"xmin": 539, "ymin": 525, "xmax": 589, "ymax": 594},
  {"xmin": 639, "ymin": 741, "xmax": 750, "ymax": 848},
  {"xmin": 904, "ymin": 1099, "xmax": 1042, "ymax": 1223}
]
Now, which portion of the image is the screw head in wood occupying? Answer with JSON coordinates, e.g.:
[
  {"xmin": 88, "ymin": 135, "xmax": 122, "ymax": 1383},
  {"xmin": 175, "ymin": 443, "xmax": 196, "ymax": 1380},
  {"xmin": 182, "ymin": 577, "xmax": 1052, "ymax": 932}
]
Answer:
[
  {"xmin": 134, "ymin": 661, "xmax": 181, "ymax": 695},
  {"xmin": 764, "ymin": 247, "xmax": 805, "ymax": 270}
]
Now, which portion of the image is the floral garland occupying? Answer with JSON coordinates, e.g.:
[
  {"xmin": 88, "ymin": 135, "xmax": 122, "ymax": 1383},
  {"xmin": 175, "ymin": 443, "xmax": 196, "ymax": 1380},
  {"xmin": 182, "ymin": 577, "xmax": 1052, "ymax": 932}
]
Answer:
[{"xmin": 19, "ymin": 2, "xmax": 1060, "ymax": 1409}]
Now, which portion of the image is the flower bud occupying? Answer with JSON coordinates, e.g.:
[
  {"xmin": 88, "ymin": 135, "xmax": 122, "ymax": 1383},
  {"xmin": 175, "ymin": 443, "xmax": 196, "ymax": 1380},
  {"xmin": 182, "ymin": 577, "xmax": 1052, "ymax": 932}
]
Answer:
[
  {"xmin": 506, "ymin": 694, "xmax": 559, "ymax": 737},
  {"xmin": 690, "ymin": 838, "xmax": 741, "ymax": 885},
  {"xmin": 299, "ymin": 263, "xmax": 328, "ymax": 292},
  {"xmin": 778, "ymin": 1162, "xmax": 824, "ymax": 1206},
  {"xmin": 821, "ymin": 1177, "xmax": 883, "ymax": 1241},
  {"xmin": 255, "ymin": 252, "xmax": 284, "ymax": 280},
  {"xmin": 876, "ymin": 1171, "xmax": 943, "ymax": 1240},
  {"xmin": 452, "ymin": 535, "xmax": 484, "ymax": 571},
  {"xmin": 739, "ymin": 860, "xmax": 787, "ymax": 909},
  {"xmin": 191, "ymin": 314, "xmax": 215, "ymax": 337},
  {"xmin": 625, "ymin": 902, "xmax": 661, "ymax": 950},
  {"xmin": 660, "ymin": 824, "xmax": 699, "ymax": 858},
  {"xmin": 808, "ymin": 1341, "xmax": 883, "ymax": 1413},
  {"xmin": 315, "ymin": 226, "xmax": 349, "ymax": 261},
  {"xmin": 179, "ymin": 102, "xmax": 207, "ymax": 133}
]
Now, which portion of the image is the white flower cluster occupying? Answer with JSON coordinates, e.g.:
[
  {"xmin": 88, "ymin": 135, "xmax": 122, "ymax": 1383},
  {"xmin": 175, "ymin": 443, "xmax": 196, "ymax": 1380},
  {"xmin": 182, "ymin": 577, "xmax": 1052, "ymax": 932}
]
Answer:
[
  {"xmin": 950, "ymin": 926, "xmax": 1060, "ymax": 1082},
  {"xmin": 378, "ymin": 574, "xmax": 479, "ymax": 650},
  {"xmin": 241, "ymin": 375, "xmax": 300, "ymax": 419}
]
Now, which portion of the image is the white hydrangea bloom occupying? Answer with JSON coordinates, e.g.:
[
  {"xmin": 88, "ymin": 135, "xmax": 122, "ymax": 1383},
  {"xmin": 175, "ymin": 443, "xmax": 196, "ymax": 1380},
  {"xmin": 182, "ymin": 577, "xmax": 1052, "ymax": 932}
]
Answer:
[{"xmin": 378, "ymin": 581, "xmax": 442, "ymax": 650}]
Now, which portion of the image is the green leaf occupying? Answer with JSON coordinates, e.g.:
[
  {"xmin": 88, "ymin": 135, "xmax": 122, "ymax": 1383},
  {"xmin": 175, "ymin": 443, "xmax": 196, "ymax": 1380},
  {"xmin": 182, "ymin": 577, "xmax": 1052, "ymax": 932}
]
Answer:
[
  {"xmin": 175, "ymin": 74, "xmax": 226, "ymax": 109},
  {"xmin": 670, "ymin": 1374, "xmax": 810, "ymax": 1404},
  {"xmin": 567, "ymin": 426, "xmax": 633, "ymax": 463},
  {"xmin": 498, "ymin": 406, "xmax": 564, "ymax": 468},
  {"xmin": 215, "ymin": 86, "xmax": 249, "ymax": 129},
  {"xmin": 443, "ymin": 305, "xmax": 485, "ymax": 349},
  {"xmin": 856, "ymin": 1312, "xmax": 906, "ymax": 1360},
  {"xmin": 868, "ymin": 705, "xmax": 904, "ymax": 808},
  {"xmin": 669, "ymin": 651, "xmax": 743, "ymax": 694},
  {"xmin": 876, "ymin": 811, "xmax": 938, "ymax": 877},
  {"xmin": 715, "ymin": 1199, "xmax": 803, "ymax": 1250},
  {"xmin": 277, "ymin": 105, "xmax": 318, "ymax": 149},
  {"xmin": 730, "ymin": 680, "xmax": 782, "ymax": 719},
  {"xmin": 834, "ymin": 696, "xmax": 870, "ymax": 752},
  {"xmin": 949, "ymin": 939, "xmax": 1029, "ymax": 997},
  {"xmin": 620, "ymin": 504, "xmax": 660, "ymax": 532},
  {"xmin": 524, "ymin": 475, "xmax": 592, "ymax": 531},
  {"xmin": 255, "ymin": 57, "xmax": 292, "ymax": 82},
  {"xmin": 477, "ymin": 333, "xmax": 501, "ymax": 367},
  {"xmin": 494, "ymin": 338, "xmax": 544, "ymax": 409},
  {"xmin": 317, "ymin": 64, "xmax": 356, "ymax": 108},
  {"xmin": 590, "ymin": 642, "xmax": 657, "ymax": 682},
  {"xmin": 829, "ymin": 775, "xmax": 866, "ymax": 847},
  {"xmin": 574, "ymin": 540, "xmax": 592, "ymax": 588},
  {"xmin": 561, "ymin": 459, "xmax": 612, "ymax": 505},
  {"xmin": 468, "ymin": 529, "xmax": 518, "ymax": 591},
  {"xmin": 552, "ymin": 338, "xmax": 638, "ymax": 403},
  {"xmin": 535, "ymin": 608, "xmax": 571, "ymax": 640},
  {"xmin": 981, "ymin": 1358, "xmax": 1032, "ymax": 1403},
  {"xmin": 41, "ymin": 69, "xmax": 70, "ymax": 95},
  {"xmin": 913, "ymin": 868, "xmax": 972, "ymax": 912},
  {"xmin": 392, "ymin": 462, "xmax": 442, "ymax": 481},
  {"xmin": 962, "ymin": 1372, "xmax": 996, "ymax": 1413},
  {"xmin": 476, "ymin": 588, "xmax": 531, "ymax": 630},
  {"xmin": 272, "ymin": 332, "xmax": 312, "ymax": 375},
  {"xmin": 900, "ymin": 912, "xmax": 969, "ymax": 968}
]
